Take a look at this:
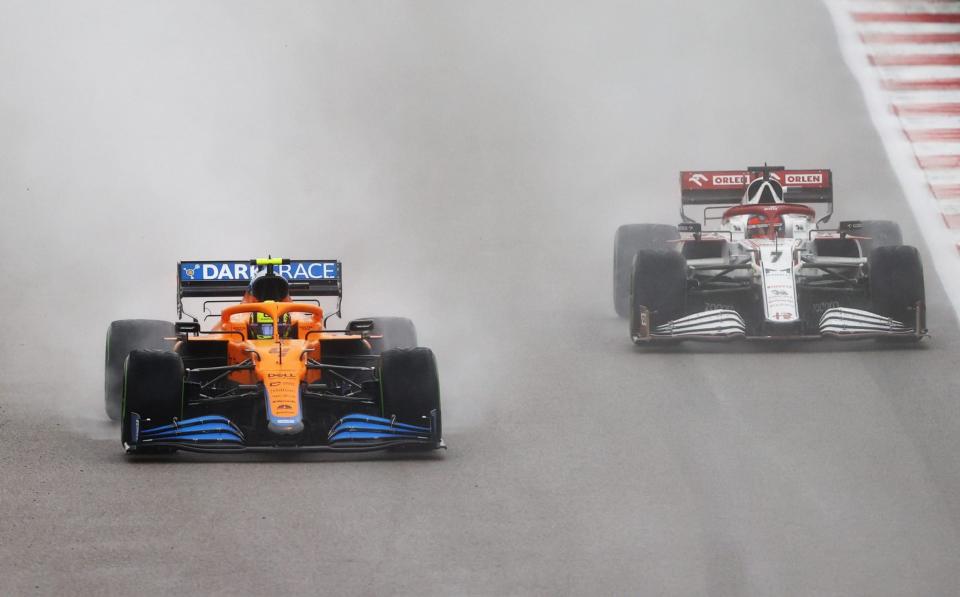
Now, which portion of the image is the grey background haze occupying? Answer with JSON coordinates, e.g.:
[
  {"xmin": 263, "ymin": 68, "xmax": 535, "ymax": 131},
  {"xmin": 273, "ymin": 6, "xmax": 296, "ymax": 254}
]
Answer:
[{"xmin": 1, "ymin": 1, "xmax": 959, "ymax": 595}]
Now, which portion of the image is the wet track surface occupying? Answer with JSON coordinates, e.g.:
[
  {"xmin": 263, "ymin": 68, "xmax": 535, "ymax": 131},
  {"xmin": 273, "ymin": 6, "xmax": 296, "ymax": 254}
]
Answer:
[{"xmin": 2, "ymin": 1, "xmax": 960, "ymax": 595}]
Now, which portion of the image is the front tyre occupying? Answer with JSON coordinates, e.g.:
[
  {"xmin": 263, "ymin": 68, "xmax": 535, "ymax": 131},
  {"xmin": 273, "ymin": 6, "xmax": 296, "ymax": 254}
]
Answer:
[
  {"xmin": 121, "ymin": 349, "xmax": 184, "ymax": 451},
  {"xmin": 104, "ymin": 319, "xmax": 174, "ymax": 420},
  {"xmin": 613, "ymin": 224, "xmax": 679, "ymax": 317},
  {"xmin": 869, "ymin": 245, "xmax": 925, "ymax": 334},
  {"xmin": 380, "ymin": 347, "xmax": 441, "ymax": 445},
  {"xmin": 630, "ymin": 250, "xmax": 687, "ymax": 337}
]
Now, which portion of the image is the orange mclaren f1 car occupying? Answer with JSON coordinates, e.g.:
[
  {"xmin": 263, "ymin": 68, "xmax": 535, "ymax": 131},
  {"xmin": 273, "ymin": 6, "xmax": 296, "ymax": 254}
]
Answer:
[{"xmin": 104, "ymin": 258, "xmax": 443, "ymax": 453}]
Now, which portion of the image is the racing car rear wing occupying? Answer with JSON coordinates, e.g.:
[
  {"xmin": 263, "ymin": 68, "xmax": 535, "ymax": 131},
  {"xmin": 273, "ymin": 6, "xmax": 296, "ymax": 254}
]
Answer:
[
  {"xmin": 680, "ymin": 168, "xmax": 833, "ymax": 205},
  {"xmin": 177, "ymin": 259, "xmax": 342, "ymax": 319},
  {"xmin": 679, "ymin": 167, "xmax": 833, "ymax": 224}
]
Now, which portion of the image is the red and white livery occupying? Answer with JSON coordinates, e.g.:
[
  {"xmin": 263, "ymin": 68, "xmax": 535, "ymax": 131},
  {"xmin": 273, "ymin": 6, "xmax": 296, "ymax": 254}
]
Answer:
[{"xmin": 613, "ymin": 165, "xmax": 927, "ymax": 342}]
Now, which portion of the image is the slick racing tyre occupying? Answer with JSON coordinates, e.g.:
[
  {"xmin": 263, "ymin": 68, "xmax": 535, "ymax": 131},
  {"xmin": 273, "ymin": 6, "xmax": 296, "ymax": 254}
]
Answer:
[
  {"xmin": 858, "ymin": 220, "xmax": 902, "ymax": 255},
  {"xmin": 630, "ymin": 249, "xmax": 687, "ymax": 331},
  {"xmin": 121, "ymin": 349, "xmax": 184, "ymax": 450},
  {"xmin": 614, "ymin": 224, "xmax": 679, "ymax": 317},
  {"xmin": 380, "ymin": 347, "xmax": 441, "ymax": 445},
  {"xmin": 869, "ymin": 245, "xmax": 925, "ymax": 333},
  {"xmin": 104, "ymin": 319, "xmax": 174, "ymax": 420},
  {"xmin": 351, "ymin": 317, "xmax": 418, "ymax": 354}
]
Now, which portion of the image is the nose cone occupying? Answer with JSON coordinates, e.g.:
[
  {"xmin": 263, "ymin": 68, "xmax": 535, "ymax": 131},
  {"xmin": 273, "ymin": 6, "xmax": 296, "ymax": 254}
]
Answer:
[
  {"xmin": 263, "ymin": 371, "xmax": 303, "ymax": 435},
  {"xmin": 268, "ymin": 418, "xmax": 304, "ymax": 435}
]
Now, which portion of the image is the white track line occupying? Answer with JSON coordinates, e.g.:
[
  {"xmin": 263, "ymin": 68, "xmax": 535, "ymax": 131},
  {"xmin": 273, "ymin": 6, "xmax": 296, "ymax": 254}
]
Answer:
[
  {"xmin": 864, "ymin": 43, "xmax": 960, "ymax": 53},
  {"xmin": 898, "ymin": 115, "xmax": 960, "ymax": 130},
  {"xmin": 911, "ymin": 141, "xmax": 960, "ymax": 155},
  {"xmin": 927, "ymin": 169, "xmax": 960, "ymax": 184},
  {"xmin": 857, "ymin": 23, "xmax": 960, "ymax": 33},
  {"xmin": 890, "ymin": 89, "xmax": 960, "ymax": 102},
  {"xmin": 876, "ymin": 65, "xmax": 960, "ymax": 78}
]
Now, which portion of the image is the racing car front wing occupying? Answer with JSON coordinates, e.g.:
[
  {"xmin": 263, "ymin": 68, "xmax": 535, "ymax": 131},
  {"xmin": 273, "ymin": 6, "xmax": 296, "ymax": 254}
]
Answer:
[
  {"xmin": 124, "ymin": 411, "xmax": 443, "ymax": 453},
  {"xmin": 631, "ymin": 306, "xmax": 926, "ymax": 343}
]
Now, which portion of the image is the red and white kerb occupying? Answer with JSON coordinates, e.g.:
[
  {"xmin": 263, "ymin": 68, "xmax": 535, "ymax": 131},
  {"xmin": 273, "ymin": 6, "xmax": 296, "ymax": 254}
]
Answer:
[
  {"xmin": 826, "ymin": 0, "xmax": 960, "ymax": 321},
  {"xmin": 839, "ymin": 0, "xmax": 960, "ymax": 235}
]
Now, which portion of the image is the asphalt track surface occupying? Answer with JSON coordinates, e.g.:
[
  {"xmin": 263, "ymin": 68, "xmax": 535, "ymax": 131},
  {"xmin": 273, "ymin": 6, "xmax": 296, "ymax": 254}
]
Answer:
[{"xmin": 2, "ymin": 2, "xmax": 960, "ymax": 595}]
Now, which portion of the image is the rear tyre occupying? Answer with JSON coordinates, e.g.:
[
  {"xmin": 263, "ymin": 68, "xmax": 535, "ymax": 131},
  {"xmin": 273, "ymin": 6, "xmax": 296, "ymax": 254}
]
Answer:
[
  {"xmin": 869, "ymin": 245, "xmax": 925, "ymax": 333},
  {"xmin": 104, "ymin": 319, "xmax": 174, "ymax": 420},
  {"xmin": 380, "ymin": 347, "xmax": 441, "ymax": 444},
  {"xmin": 121, "ymin": 349, "xmax": 184, "ymax": 450},
  {"xmin": 614, "ymin": 224, "xmax": 679, "ymax": 317},
  {"xmin": 859, "ymin": 220, "xmax": 902, "ymax": 255},
  {"xmin": 351, "ymin": 317, "xmax": 418, "ymax": 354},
  {"xmin": 630, "ymin": 250, "xmax": 687, "ymax": 332}
]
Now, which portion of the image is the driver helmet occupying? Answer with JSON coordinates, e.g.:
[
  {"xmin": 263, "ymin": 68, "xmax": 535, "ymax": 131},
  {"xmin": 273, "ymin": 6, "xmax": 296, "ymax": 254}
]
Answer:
[
  {"xmin": 746, "ymin": 213, "xmax": 784, "ymax": 240},
  {"xmin": 248, "ymin": 300, "xmax": 293, "ymax": 339}
]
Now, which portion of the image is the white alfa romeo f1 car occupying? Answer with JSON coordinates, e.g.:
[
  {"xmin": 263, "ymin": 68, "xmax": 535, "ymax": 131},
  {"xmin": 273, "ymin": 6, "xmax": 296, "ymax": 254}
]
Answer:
[{"xmin": 613, "ymin": 166, "xmax": 927, "ymax": 343}]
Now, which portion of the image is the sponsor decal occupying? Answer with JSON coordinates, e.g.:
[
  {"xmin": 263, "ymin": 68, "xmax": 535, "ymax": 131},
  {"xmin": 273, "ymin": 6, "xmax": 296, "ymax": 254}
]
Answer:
[
  {"xmin": 812, "ymin": 300, "xmax": 840, "ymax": 313},
  {"xmin": 713, "ymin": 174, "xmax": 748, "ymax": 186},
  {"xmin": 769, "ymin": 302, "xmax": 795, "ymax": 309},
  {"xmin": 784, "ymin": 173, "xmax": 823, "ymax": 185},
  {"xmin": 275, "ymin": 262, "xmax": 338, "ymax": 281},
  {"xmin": 705, "ymin": 303, "xmax": 735, "ymax": 311},
  {"xmin": 266, "ymin": 375, "xmax": 299, "ymax": 417},
  {"xmin": 759, "ymin": 247, "xmax": 799, "ymax": 321},
  {"xmin": 182, "ymin": 264, "xmax": 200, "ymax": 280},
  {"xmin": 179, "ymin": 261, "xmax": 339, "ymax": 282}
]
